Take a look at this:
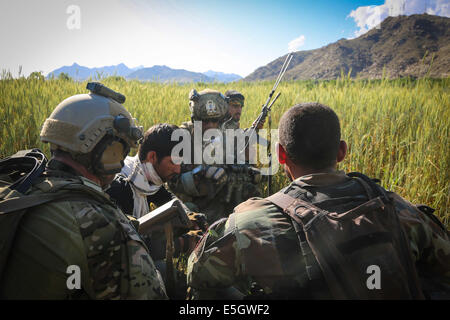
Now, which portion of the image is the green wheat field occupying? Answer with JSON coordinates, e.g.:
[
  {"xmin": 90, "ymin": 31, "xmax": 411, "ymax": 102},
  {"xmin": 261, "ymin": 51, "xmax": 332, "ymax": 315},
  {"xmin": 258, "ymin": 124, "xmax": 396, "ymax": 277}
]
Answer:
[{"xmin": 0, "ymin": 75, "xmax": 449, "ymax": 225}]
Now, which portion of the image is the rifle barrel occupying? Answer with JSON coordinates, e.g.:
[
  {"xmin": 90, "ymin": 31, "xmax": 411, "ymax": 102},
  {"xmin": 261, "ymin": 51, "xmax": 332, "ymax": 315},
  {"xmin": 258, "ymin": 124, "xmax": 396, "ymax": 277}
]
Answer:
[
  {"xmin": 240, "ymin": 52, "xmax": 292, "ymax": 153},
  {"xmin": 267, "ymin": 92, "xmax": 281, "ymax": 111},
  {"xmin": 272, "ymin": 53, "xmax": 293, "ymax": 92}
]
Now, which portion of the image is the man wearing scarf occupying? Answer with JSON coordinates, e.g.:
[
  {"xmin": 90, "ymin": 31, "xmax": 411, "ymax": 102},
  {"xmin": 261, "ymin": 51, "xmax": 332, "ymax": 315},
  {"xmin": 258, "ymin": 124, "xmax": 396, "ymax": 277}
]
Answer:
[
  {"xmin": 107, "ymin": 124, "xmax": 180, "ymax": 218},
  {"xmin": 107, "ymin": 123, "xmax": 206, "ymax": 299}
]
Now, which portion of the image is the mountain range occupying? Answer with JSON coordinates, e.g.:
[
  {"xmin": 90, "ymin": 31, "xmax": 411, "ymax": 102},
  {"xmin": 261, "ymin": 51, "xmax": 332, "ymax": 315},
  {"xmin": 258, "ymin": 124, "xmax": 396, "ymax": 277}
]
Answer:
[
  {"xmin": 245, "ymin": 14, "xmax": 449, "ymax": 81},
  {"xmin": 48, "ymin": 63, "xmax": 242, "ymax": 83},
  {"xmin": 47, "ymin": 14, "xmax": 449, "ymax": 83}
]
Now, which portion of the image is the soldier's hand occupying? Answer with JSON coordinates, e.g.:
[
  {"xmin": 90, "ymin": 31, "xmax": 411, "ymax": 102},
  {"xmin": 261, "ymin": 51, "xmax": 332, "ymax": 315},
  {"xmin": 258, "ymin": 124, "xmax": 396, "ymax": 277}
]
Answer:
[
  {"xmin": 253, "ymin": 117, "xmax": 265, "ymax": 130},
  {"xmin": 204, "ymin": 166, "xmax": 227, "ymax": 185},
  {"xmin": 179, "ymin": 230, "xmax": 205, "ymax": 255},
  {"xmin": 188, "ymin": 212, "xmax": 209, "ymax": 231}
]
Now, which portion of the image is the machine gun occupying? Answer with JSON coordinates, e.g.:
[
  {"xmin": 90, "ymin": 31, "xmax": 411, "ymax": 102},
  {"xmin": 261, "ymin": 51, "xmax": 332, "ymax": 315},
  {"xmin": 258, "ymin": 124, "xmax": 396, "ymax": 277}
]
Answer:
[
  {"xmin": 242, "ymin": 52, "xmax": 293, "ymax": 151},
  {"xmin": 242, "ymin": 52, "xmax": 293, "ymax": 196}
]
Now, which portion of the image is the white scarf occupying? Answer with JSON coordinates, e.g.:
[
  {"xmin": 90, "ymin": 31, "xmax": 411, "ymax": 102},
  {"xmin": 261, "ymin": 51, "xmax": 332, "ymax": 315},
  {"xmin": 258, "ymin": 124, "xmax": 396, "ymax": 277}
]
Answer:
[{"xmin": 120, "ymin": 155, "xmax": 163, "ymax": 218}]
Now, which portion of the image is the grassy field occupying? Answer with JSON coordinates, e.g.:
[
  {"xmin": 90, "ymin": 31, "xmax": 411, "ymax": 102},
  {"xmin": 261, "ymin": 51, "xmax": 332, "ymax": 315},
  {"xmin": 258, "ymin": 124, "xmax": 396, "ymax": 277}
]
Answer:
[{"xmin": 0, "ymin": 75, "xmax": 448, "ymax": 225}]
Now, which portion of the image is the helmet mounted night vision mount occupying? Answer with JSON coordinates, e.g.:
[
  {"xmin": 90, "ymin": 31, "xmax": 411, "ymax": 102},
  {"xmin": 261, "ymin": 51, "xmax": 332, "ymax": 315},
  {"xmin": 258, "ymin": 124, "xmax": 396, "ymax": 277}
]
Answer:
[{"xmin": 86, "ymin": 82, "xmax": 126, "ymax": 104}]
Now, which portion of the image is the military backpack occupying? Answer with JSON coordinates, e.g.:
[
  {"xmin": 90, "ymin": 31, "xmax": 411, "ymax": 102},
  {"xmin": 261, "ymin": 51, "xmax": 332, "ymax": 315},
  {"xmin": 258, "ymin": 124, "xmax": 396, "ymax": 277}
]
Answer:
[
  {"xmin": 267, "ymin": 172, "xmax": 425, "ymax": 299},
  {"xmin": 0, "ymin": 149, "xmax": 111, "ymax": 286}
]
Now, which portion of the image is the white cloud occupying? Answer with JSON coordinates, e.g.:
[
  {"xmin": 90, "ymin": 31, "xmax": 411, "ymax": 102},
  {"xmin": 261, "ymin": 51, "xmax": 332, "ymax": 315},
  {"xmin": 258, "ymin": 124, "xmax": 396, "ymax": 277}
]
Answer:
[
  {"xmin": 288, "ymin": 35, "xmax": 306, "ymax": 52},
  {"xmin": 348, "ymin": 0, "xmax": 450, "ymax": 38}
]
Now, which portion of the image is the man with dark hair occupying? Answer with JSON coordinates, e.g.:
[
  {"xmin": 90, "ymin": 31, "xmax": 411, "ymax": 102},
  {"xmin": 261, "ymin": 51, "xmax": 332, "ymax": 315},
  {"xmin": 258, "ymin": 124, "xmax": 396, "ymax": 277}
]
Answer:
[
  {"xmin": 221, "ymin": 90, "xmax": 265, "ymax": 131},
  {"xmin": 187, "ymin": 102, "xmax": 450, "ymax": 300},
  {"xmin": 106, "ymin": 123, "xmax": 206, "ymax": 299},
  {"xmin": 107, "ymin": 123, "xmax": 181, "ymax": 218},
  {"xmin": 278, "ymin": 102, "xmax": 342, "ymax": 172}
]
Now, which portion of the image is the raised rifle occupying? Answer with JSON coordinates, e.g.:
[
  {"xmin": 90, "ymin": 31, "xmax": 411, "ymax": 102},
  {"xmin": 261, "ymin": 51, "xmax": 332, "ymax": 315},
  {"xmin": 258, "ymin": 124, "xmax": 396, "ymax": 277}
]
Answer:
[{"xmin": 241, "ymin": 52, "xmax": 293, "ymax": 196}]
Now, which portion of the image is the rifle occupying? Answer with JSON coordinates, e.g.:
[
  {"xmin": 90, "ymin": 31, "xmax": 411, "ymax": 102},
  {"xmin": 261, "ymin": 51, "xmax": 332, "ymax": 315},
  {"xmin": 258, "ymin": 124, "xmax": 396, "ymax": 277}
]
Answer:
[
  {"xmin": 241, "ymin": 52, "xmax": 293, "ymax": 196},
  {"xmin": 137, "ymin": 199, "xmax": 192, "ymax": 297}
]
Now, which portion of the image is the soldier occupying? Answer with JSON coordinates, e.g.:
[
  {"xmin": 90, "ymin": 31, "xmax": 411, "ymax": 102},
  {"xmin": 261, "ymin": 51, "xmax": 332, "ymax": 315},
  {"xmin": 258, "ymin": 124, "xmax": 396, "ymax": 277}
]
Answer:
[
  {"xmin": 180, "ymin": 88, "xmax": 228, "ymax": 136},
  {"xmin": 187, "ymin": 102, "xmax": 450, "ymax": 300},
  {"xmin": 0, "ymin": 85, "xmax": 167, "ymax": 299},
  {"xmin": 170, "ymin": 89, "xmax": 229, "ymax": 223},
  {"xmin": 170, "ymin": 89, "xmax": 261, "ymax": 224},
  {"xmin": 221, "ymin": 90, "xmax": 266, "ymax": 165},
  {"xmin": 221, "ymin": 90, "xmax": 265, "ymax": 131}
]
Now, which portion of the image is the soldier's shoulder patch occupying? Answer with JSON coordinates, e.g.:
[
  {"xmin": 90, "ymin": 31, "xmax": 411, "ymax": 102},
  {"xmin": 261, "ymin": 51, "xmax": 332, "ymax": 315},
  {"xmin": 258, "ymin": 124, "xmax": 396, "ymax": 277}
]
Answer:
[{"xmin": 205, "ymin": 100, "xmax": 217, "ymax": 115}]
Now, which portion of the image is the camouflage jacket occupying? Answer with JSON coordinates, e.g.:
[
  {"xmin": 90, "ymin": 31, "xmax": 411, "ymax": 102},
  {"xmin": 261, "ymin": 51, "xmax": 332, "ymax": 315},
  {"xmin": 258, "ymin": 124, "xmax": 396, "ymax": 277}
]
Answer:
[
  {"xmin": 170, "ymin": 122, "xmax": 261, "ymax": 224},
  {"xmin": 187, "ymin": 171, "xmax": 450, "ymax": 299},
  {"xmin": 221, "ymin": 117, "xmax": 240, "ymax": 131},
  {"xmin": 1, "ymin": 174, "xmax": 168, "ymax": 300}
]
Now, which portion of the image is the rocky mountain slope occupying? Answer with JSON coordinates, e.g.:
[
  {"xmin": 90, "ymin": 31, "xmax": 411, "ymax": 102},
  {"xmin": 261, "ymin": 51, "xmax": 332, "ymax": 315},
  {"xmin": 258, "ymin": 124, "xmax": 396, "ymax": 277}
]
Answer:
[{"xmin": 245, "ymin": 14, "xmax": 449, "ymax": 81}]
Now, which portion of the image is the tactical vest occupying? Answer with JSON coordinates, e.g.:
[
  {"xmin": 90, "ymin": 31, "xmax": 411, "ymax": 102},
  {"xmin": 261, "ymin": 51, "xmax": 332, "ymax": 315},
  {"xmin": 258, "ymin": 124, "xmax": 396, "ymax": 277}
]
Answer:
[{"xmin": 0, "ymin": 150, "xmax": 166, "ymax": 299}]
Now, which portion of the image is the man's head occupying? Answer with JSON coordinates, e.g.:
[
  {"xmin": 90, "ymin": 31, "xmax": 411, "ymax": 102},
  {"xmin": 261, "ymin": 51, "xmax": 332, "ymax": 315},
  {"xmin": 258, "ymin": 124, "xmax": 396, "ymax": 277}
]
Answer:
[
  {"xmin": 138, "ymin": 123, "xmax": 181, "ymax": 182},
  {"xmin": 277, "ymin": 102, "xmax": 347, "ymax": 180},
  {"xmin": 40, "ymin": 84, "xmax": 143, "ymax": 187},
  {"xmin": 225, "ymin": 90, "xmax": 245, "ymax": 121},
  {"xmin": 189, "ymin": 88, "xmax": 228, "ymax": 132}
]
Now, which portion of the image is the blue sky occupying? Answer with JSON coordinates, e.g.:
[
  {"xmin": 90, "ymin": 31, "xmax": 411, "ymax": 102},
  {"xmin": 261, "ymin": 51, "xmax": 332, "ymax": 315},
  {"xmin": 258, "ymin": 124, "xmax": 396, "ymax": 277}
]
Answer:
[{"xmin": 0, "ymin": 0, "xmax": 447, "ymax": 77}]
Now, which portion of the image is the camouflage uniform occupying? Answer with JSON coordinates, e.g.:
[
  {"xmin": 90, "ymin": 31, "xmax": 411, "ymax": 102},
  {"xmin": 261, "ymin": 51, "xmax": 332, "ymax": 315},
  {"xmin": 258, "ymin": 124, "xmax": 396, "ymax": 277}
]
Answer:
[
  {"xmin": 1, "ymin": 167, "xmax": 167, "ymax": 299},
  {"xmin": 221, "ymin": 117, "xmax": 240, "ymax": 131},
  {"xmin": 171, "ymin": 120, "xmax": 261, "ymax": 224},
  {"xmin": 170, "ymin": 89, "xmax": 260, "ymax": 224},
  {"xmin": 222, "ymin": 89, "xmax": 244, "ymax": 131},
  {"xmin": 170, "ymin": 120, "xmax": 235, "ymax": 224},
  {"xmin": 1, "ymin": 84, "xmax": 167, "ymax": 300},
  {"xmin": 187, "ymin": 171, "xmax": 450, "ymax": 299}
]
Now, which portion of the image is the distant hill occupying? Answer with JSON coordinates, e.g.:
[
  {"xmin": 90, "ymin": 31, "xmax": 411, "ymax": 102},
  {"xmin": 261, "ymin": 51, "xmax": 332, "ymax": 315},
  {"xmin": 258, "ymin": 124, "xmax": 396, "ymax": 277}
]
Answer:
[
  {"xmin": 202, "ymin": 70, "xmax": 242, "ymax": 82},
  {"xmin": 245, "ymin": 14, "xmax": 450, "ymax": 81},
  {"xmin": 47, "ymin": 63, "xmax": 143, "ymax": 80},
  {"xmin": 127, "ymin": 65, "xmax": 213, "ymax": 83},
  {"xmin": 47, "ymin": 63, "xmax": 241, "ymax": 83}
]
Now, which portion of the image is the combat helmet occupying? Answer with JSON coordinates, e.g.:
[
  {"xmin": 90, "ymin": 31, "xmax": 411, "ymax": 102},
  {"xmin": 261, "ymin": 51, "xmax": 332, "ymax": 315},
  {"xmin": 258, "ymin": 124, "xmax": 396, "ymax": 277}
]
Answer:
[
  {"xmin": 40, "ymin": 82, "xmax": 143, "ymax": 175},
  {"xmin": 189, "ymin": 88, "xmax": 228, "ymax": 121}
]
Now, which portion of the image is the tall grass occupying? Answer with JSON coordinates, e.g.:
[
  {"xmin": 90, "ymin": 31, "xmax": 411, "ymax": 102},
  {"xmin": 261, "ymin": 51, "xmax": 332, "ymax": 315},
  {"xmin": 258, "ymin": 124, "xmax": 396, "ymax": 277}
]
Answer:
[{"xmin": 0, "ymin": 76, "xmax": 448, "ymax": 225}]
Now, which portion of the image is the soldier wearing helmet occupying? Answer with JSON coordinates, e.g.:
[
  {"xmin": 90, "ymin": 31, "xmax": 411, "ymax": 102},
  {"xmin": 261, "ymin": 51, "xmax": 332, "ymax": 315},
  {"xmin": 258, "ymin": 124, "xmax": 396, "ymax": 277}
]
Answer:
[
  {"xmin": 221, "ymin": 89, "xmax": 265, "ymax": 131},
  {"xmin": 181, "ymin": 88, "xmax": 229, "ymax": 135},
  {"xmin": 169, "ymin": 89, "xmax": 260, "ymax": 224},
  {"xmin": 0, "ymin": 83, "xmax": 167, "ymax": 299}
]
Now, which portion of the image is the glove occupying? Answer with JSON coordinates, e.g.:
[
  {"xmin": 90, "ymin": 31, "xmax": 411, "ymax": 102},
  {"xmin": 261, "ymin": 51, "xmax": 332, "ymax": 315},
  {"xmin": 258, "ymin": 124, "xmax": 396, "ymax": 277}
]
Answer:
[
  {"xmin": 204, "ymin": 166, "xmax": 227, "ymax": 185},
  {"xmin": 179, "ymin": 230, "xmax": 205, "ymax": 255},
  {"xmin": 188, "ymin": 212, "xmax": 209, "ymax": 231}
]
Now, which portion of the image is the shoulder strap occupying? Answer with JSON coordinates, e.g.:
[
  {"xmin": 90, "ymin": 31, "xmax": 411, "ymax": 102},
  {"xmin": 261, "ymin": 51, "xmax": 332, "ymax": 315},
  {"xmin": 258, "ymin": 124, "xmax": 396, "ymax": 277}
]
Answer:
[
  {"xmin": 267, "ymin": 191, "xmax": 324, "ymax": 281},
  {"xmin": 1, "ymin": 177, "xmax": 113, "ymax": 215},
  {"xmin": 0, "ymin": 191, "xmax": 101, "ymax": 214},
  {"xmin": 347, "ymin": 172, "xmax": 389, "ymax": 202},
  {"xmin": 267, "ymin": 191, "xmax": 324, "ymax": 226}
]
